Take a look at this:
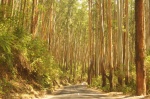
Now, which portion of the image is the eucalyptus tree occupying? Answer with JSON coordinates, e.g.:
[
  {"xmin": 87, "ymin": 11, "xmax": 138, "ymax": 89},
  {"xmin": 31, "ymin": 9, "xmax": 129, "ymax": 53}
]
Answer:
[
  {"xmin": 116, "ymin": 0, "xmax": 123, "ymax": 86},
  {"xmin": 124, "ymin": 0, "xmax": 130, "ymax": 85},
  {"xmin": 135, "ymin": 0, "xmax": 146, "ymax": 95},
  {"xmin": 107, "ymin": 0, "xmax": 114, "ymax": 91},
  {"xmin": 87, "ymin": 0, "xmax": 93, "ymax": 85}
]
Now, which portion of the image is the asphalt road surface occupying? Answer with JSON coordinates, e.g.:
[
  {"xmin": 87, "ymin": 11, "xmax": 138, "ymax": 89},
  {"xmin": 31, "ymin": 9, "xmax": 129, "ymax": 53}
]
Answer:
[{"xmin": 41, "ymin": 85, "xmax": 146, "ymax": 99}]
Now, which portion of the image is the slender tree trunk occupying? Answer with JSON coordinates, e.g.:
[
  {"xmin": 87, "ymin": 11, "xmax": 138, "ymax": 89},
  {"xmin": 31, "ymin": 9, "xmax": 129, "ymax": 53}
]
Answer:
[
  {"xmin": 124, "ymin": 0, "xmax": 129, "ymax": 85},
  {"xmin": 101, "ymin": 0, "xmax": 106, "ymax": 87},
  {"xmin": 117, "ymin": 0, "xmax": 123, "ymax": 86},
  {"xmin": 88, "ymin": 0, "xmax": 92, "ymax": 85},
  {"xmin": 107, "ymin": 0, "xmax": 113, "ymax": 91},
  {"xmin": 31, "ymin": 0, "xmax": 38, "ymax": 38},
  {"xmin": 49, "ymin": 1, "xmax": 53, "ymax": 51}
]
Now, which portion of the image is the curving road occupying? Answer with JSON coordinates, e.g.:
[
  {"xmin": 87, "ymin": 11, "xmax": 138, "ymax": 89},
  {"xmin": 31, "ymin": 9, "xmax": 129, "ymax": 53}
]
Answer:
[{"xmin": 41, "ymin": 85, "xmax": 145, "ymax": 99}]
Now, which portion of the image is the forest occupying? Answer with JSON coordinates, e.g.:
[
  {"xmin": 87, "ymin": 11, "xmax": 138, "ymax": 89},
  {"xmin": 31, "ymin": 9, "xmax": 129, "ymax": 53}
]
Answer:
[{"xmin": 0, "ymin": 0, "xmax": 150, "ymax": 98}]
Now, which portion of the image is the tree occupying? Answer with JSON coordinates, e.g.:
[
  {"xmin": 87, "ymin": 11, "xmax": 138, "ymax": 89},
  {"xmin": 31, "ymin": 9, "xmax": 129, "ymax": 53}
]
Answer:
[
  {"xmin": 107, "ymin": 0, "xmax": 113, "ymax": 91},
  {"xmin": 31, "ymin": 0, "xmax": 39, "ymax": 38},
  {"xmin": 124, "ymin": 0, "xmax": 129, "ymax": 85},
  {"xmin": 100, "ymin": 0, "xmax": 107, "ymax": 88},
  {"xmin": 87, "ymin": 0, "xmax": 93, "ymax": 85},
  {"xmin": 117, "ymin": 0, "xmax": 123, "ymax": 86},
  {"xmin": 135, "ymin": 0, "xmax": 146, "ymax": 95}
]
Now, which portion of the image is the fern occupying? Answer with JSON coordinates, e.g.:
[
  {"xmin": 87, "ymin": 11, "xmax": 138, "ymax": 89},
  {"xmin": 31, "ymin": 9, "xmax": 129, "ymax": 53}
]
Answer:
[{"xmin": 0, "ymin": 32, "xmax": 15, "ymax": 67}]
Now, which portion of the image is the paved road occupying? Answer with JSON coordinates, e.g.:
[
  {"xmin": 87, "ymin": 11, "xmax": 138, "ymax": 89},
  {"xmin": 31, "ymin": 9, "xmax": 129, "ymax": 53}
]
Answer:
[{"xmin": 41, "ymin": 85, "xmax": 145, "ymax": 99}]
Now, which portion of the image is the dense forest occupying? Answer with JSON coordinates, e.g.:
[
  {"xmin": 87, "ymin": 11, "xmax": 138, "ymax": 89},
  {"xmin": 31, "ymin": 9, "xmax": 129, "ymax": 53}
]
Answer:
[{"xmin": 0, "ymin": 0, "xmax": 150, "ymax": 97}]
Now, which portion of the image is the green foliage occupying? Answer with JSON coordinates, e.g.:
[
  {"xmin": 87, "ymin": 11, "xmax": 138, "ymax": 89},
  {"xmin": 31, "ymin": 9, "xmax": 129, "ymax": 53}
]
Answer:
[
  {"xmin": 13, "ymin": 26, "xmax": 31, "ymax": 52},
  {"xmin": 90, "ymin": 76, "xmax": 110, "ymax": 92},
  {"xmin": 90, "ymin": 73, "xmax": 136, "ymax": 94},
  {"xmin": 101, "ymin": 85, "xmax": 110, "ymax": 92},
  {"xmin": 0, "ymin": 18, "xmax": 62, "ymax": 90},
  {"xmin": 147, "ymin": 50, "xmax": 150, "ymax": 55},
  {"xmin": 27, "ymin": 38, "xmax": 62, "ymax": 87},
  {"xmin": 122, "ymin": 84, "xmax": 136, "ymax": 94},
  {"xmin": 91, "ymin": 76, "xmax": 101, "ymax": 88},
  {"xmin": 0, "ymin": 79, "xmax": 13, "ymax": 94},
  {"xmin": 146, "ymin": 55, "xmax": 150, "ymax": 94},
  {"xmin": 113, "ymin": 78, "xmax": 136, "ymax": 94},
  {"xmin": 0, "ymin": 23, "xmax": 15, "ymax": 67}
]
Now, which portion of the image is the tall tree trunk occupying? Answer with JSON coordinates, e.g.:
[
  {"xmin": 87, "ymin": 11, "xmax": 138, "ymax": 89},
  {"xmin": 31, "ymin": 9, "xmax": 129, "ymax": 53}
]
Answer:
[
  {"xmin": 124, "ymin": 0, "xmax": 129, "ymax": 85},
  {"xmin": 49, "ymin": 1, "xmax": 53, "ymax": 51},
  {"xmin": 31, "ymin": 0, "xmax": 38, "ymax": 38},
  {"xmin": 117, "ymin": 0, "xmax": 123, "ymax": 86},
  {"xmin": 135, "ymin": 0, "xmax": 146, "ymax": 95},
  {"xmin": 87, "ymin": 0, "xmax": 93, "ymax": 85},
  {"xmin": 108, "ymin": 0, "xmax": 113, "ymax": 91},
  {"xmin": 100, "ymin": 0, "xmax": 107, "ymax": 87}
]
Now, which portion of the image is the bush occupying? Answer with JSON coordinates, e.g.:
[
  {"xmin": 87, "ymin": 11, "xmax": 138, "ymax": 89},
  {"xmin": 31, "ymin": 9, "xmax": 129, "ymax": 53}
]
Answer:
[
  {"xmin": 0, "ymin": 19, "xmax": 62, "ymax": 89},
  {"xmin": 0, "ymin": 23, "xmax": 16, "ymax": 68},
  {"xmin": 0, "ymin": 79, "xmax": 13, "ymax": 93},
  {"xmin": 26, "ymin": 37, "xmax": 62, "ymax": 87},
  {"xmin": 91, "ymin": 76, "xmax": 101, "ymax": 88}
]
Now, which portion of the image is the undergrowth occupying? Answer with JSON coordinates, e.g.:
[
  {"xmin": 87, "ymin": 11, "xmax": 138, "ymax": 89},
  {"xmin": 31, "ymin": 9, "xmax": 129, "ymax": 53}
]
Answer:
[
  {"xmin": 90, "ymin": 54, "xmax": 150, "ymax": 95},
  {"xmin": 0, "ymin": 19, "xmax": 62, "ymax": 94}
]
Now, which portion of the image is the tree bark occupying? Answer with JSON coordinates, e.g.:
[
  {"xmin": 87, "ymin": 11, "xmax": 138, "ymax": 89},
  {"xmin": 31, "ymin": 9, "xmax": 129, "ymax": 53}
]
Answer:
[
  {"xmin": 124, "ymin": 0, "xmax": 129, "ymax": 85},
  {"xmin": 135, "ymin": 0, "xmax": 146, "ymax": 95},
  {"xmin": 108, "ymin": 0, "xmax": 113, "ymax": 91},
  {"xmin": 117, "ymin": 0, "xmax": 123, "ymax": 86},
  {"xmin": 87, "ymin": 0, "xmax": 93, "ymax": 85},
  {"xmin": 31, "ymin": 0, "xmax": 38, "ymax": 38}
]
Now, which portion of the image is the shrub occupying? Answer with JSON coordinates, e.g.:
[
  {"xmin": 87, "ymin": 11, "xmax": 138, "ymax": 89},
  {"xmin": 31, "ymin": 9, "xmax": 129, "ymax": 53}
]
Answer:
[
  {"xmin": 0, "ymin": 23, "xmax": 15, "ymax": 68},
  {"xmin": 27, "ymin": 38, "xmax": 62, "ymax": 87}
]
